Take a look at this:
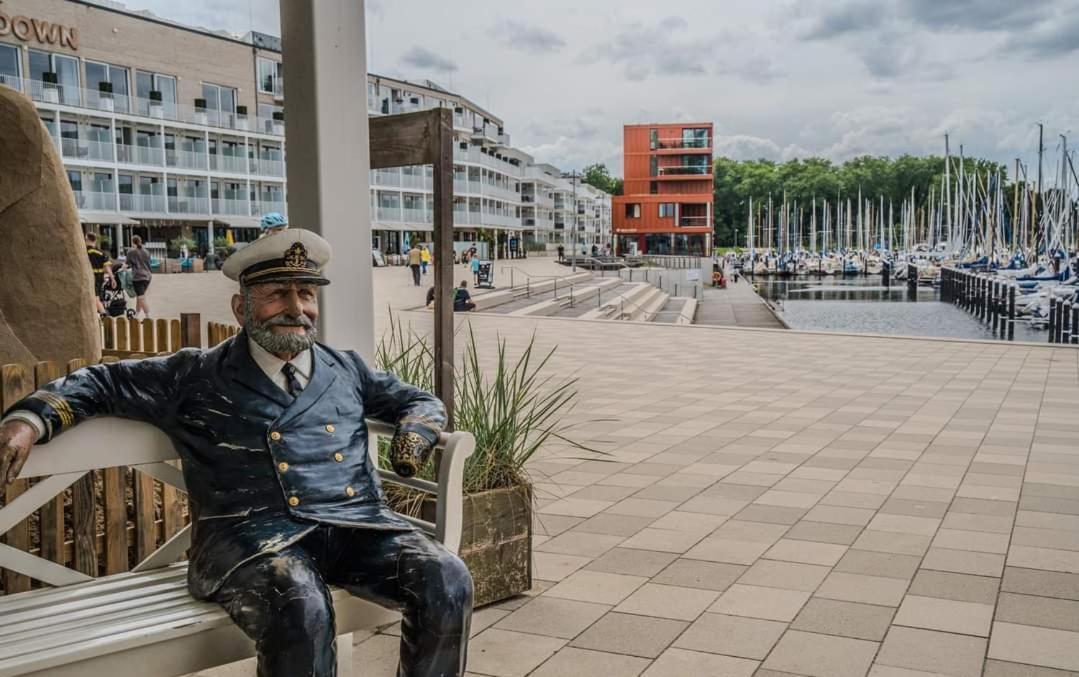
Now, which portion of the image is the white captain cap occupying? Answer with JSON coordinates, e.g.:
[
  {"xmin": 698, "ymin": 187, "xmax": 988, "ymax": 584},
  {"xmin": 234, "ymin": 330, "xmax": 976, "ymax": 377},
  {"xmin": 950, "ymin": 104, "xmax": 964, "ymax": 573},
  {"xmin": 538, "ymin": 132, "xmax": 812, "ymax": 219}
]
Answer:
[{"xmin": 222, "ymin": 228, "xmax": 332, "ymax": 287}]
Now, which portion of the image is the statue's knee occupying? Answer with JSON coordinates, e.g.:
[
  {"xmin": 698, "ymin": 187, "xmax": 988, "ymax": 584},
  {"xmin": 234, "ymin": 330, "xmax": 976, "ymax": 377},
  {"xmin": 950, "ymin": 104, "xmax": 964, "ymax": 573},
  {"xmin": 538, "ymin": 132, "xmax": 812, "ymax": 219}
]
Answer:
[
  {"xmin": 419, "ymin": 552, "xmax": 473, "ymax": 624},
  {"xmin": 225, "ymin": 554, "xmax": 334, "ymax": 643}
]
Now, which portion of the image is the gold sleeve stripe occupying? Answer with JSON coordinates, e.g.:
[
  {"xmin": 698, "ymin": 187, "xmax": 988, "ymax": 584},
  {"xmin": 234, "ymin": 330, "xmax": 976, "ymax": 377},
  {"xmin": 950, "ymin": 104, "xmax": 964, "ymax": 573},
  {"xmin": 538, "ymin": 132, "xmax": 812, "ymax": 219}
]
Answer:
[
  {"xmin": 33, "ymin": 392, "xmax": 75, "ymax": 429},
  {"xmin": 399, "ymin": 415, "xmax": 443, "ymax": 433}
]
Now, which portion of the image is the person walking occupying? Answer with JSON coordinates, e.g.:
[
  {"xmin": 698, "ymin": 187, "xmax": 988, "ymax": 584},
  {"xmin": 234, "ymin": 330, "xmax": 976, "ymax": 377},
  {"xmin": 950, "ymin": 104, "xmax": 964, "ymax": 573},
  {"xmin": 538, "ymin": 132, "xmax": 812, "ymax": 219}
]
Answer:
[
  {"xmin": 124, "ymin": 235, "xmax": 153, "ymax": 319},
  {"xmin": 420, "ymin": 245, "xmax": 431, "ymax": 276},
  {"xmin": 85, "ymin": 232, "xmax": 112, "ymax": 316},
  {"xmin": 470, "ymin": 255, "xmax": 481, "ymax": 286},
  {"xmin": 557, "ymin": 244, "xmax": 565, "ymax": 262},
  {"xmin": 407, "ymin": 243, "xmax": 422, "ymax": 286}
]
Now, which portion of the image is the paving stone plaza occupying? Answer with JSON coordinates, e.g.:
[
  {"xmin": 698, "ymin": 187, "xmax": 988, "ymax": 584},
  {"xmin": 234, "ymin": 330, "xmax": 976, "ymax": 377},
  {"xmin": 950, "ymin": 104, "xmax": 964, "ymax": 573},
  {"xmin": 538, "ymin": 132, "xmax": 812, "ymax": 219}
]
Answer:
[{"xmin": 164, "ymin": 260, "xmax": 1079, "ymax": 677}]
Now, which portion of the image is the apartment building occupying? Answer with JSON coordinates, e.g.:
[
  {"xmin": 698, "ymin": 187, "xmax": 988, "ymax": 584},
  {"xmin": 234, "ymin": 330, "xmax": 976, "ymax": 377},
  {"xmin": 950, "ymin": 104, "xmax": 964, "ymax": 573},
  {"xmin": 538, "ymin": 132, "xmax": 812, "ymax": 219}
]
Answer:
[
  {"xmin": 612, "ymin": 123, "xmax": 713, "ymax": 256},
  {"xmin": 0, "ymin": 0, "xmax": 610, "ymax": 260}
]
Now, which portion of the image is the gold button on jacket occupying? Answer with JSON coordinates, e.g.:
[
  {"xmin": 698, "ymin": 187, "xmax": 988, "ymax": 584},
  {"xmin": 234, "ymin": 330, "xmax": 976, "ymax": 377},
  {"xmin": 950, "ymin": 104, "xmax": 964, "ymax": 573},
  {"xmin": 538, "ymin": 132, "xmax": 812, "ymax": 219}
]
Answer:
[
  {"xmin": 325, "ymin": 424, "xmax": 335, "ymax": 433},
  {"xmin": 278, "ymin": 462, "xmax": 289, "ymax": 472},
  {"xmin": 287, "ymin": 496, "xmax": 300, "ymax": 507},
  {"xmin": 270, "ymin": 431, "xmax": 282, "ymax": 441},
  {"xmin": 333, "ymin": 452, "xmax": 344, "ymax": 462},
  {"xmin": 345, "ymin": 486, "xmax": 355, "ymax": 497}
]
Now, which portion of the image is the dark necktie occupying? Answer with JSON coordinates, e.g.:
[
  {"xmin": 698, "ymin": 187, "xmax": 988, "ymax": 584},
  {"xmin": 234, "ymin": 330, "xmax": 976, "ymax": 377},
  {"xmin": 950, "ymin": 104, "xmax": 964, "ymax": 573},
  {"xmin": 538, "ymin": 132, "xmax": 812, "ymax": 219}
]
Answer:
[{"xmin": 281, "ymin": 363, "xmax": 303, "ymax": 397}]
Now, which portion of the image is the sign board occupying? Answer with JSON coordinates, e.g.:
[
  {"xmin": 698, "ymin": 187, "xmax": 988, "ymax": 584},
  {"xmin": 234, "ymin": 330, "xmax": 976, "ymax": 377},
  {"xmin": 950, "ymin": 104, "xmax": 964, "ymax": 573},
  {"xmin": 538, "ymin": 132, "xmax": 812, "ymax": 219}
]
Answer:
[
  {"xmin": 0, "ymin": 13, "xmax": 79, "ymax": 50},
  {"xmin": 686, "ymin": 269, "xmax": 701, "ymax": 282}
]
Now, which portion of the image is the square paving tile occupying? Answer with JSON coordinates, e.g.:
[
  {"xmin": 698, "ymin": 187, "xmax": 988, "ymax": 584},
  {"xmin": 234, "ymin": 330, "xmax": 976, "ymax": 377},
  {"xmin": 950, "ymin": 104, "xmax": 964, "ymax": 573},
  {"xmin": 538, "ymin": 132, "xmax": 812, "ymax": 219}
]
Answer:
[
  {"xmin": 922, "ymin": 547, "xmax": 1005, "ymax": 577},
  {"xmin": 683, "ymin": 537, "xmax": 771, "ymax": 565},
  {"xmin": 573, "ymin": 513, "xmax": 657, "ymax": 537},
  {"xmin": 765, "ymin": 538, "xmax": 848, "ymax": 566},
  {"xmin": 876, "ymin": 626, "xmax": 986, "ymax": 677},
  {"xmin": 791, "ymin": 597, "xmax": 895, "ymax": 641},
  {"xmin": 604, "ymin": 498, "xmax": 679, "ymax": 518},
  {"xmin": 738, "ymin": 559, "xmax": 831, "ymax": 592},
  {"xmin": 762, "ymin": 629, "xmax": 879, "ymax": 677},
  {"xmin": 642, "ymin": 647, "xmax": 758, "ymax": 677},
  {"xmin": 619, "ymin": 527, "xmax": 706, "ymax": 553},
  {"xmin": 932, "ymin": 528, "xmax": 1010, "ymax": 554},
  {"xmin": 907, "ymin": 570, "xmax": 1000, "ymax": 604},
  {"xmin": 536, "ymin": 531, "xmax": 626, "ymax": 558},
  {"xmin": 710, "ymin": 583, "xmax": 811, "ymax": 622},
  {"xmin": 544, "ymin": 570, "xmax": 647, "ymax": 605},
  {"xmin": 996, "ymin": 592, "xmax": 1079, "ymax": 632},
  {"xmin": 1008, "ymin": 545, "xmax": 1079, "ymax": 574},
  {"xmin": 853, "ymin": 530, "xmax": 932, "ymax": 556},
  {"xmin": 528, "ymin": 647, "xmax": 651, "ymax": 677},
  {"xmin": 893, "ymin": 595, "xmax": 994, "ymax": 637},
  {"xmin": 673, "ymin": 612, "xmax": 786, "ymax": 660},
  {"xmin": 988, "ymin": 622, "xmax": 1079, "ymax": 672},
  {"xmin": 614, "ymin": 583, "xmax": 719, "ymax": 621},
  {"xmin": 533, "ymin": 552, "xmax": 592, "ymax": 582},
  {"xmin": 734, "ymin": 504, "xmax": 808, "ymax": 525},
  {"xmin": 816, "ymin": 572, "xmax": 909, "ymax": 606},
  {"xmin": 867, "ymin": 513, "xmax": 942, "ymax": 537},
  {"xmin": 652, "ymin": 559, "xmax": 746, "ymax": 591},
  {"xmin": 834, "ymin": 550, "xmax": 922, "ymax": 580},
  {"xmin": 468, "ymin": 628, "xmax": 567, "ymax": 677},
  {"xmin": 570, "ymin": 612, "xmax": 688, "ymax": 659},
  {"xmin": 585, "ymin": 548, "xmax": 678, "ymax": 577},
  {"xmin": 494, "ymin": 597, "xmax": 610, "ymax": 640},
  {"xmin": 1002, "ymin": 567, "xmax": 1079, "ymax": 601}
]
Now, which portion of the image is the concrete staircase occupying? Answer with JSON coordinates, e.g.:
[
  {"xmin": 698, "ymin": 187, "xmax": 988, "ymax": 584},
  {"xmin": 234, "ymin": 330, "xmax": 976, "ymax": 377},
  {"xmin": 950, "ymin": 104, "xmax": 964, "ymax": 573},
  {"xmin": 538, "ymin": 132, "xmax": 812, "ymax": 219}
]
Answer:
[
  {"xmin": 579, "ymin": 282, "xmax": 670, "ymax": 322},
  {"xmin": 652, "ymin": 297, "xmax": 698, "ymax": 325},
  {"xmin": 507, "ymin": 278, "xmax": 623, "ymax": 317}
]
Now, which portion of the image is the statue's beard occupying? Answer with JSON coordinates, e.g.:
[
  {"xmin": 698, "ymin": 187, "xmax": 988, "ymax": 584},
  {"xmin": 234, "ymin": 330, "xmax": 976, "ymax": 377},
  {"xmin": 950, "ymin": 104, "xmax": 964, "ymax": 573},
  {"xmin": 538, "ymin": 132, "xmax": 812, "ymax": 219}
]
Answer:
[{"xmin": 243, "ymin": 291, "xmax": 318, "ymax": 354}]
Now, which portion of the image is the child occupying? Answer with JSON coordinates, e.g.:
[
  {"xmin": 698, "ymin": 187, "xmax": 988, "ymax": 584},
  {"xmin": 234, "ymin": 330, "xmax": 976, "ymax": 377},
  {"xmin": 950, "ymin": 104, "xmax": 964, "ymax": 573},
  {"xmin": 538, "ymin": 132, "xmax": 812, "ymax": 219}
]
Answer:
[{"xmin": 259, "ymin": 212, "xmax": 289, "ymax": 237}]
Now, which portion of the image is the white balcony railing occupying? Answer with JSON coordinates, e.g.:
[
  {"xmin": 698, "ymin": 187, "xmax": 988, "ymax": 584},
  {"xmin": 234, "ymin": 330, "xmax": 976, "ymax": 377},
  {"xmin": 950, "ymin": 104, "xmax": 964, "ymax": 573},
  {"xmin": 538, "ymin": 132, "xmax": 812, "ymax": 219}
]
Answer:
[
  {"xmin": 376, "ymin": 206, "xmax": 401, "ymax": 222},
  {"xmin": 60, "ymin": 137, "xmax": 114, "ymax": 162},
  {"xmin": 167, "ymin": 196, "xmax": 210, "ymax": 214},
  {"xmin": 13, "ymin": 76, "xmax": 284, "ymax": 137},
  {"xmin": 255, "ymin": 200, "xmax": 286, "ymax": 216},
  {"xmin": 402, "ymin": 207, "xmax": 430, "ymax": 224},
  {"xmin": 258, "ymin": 158, "xmax": 285, "ymax": 177},
  {"xmin": 453, "ymin": 178, "xmax": 469, "ymax": 194},
  {"xmin": 116, "ymin": 144, "xmax": 165, "ymax": 166},
  {"xmin": 212, "ymin": 154, "xmax": 248, "ymax": 174},
  {"xmin": 119, "ymin": 193, "xmax": 167, "ymax": 212},
  {"xmin": 213, "ymin": 198, "xmax": 250, "ymax": 216},
  {"xmin": 167, "ymin": 149, "xmax": 208, "ymax": 171},
  {"xmin": 73, "ymin": 191, "xmax": 117, "ymax": 211}
]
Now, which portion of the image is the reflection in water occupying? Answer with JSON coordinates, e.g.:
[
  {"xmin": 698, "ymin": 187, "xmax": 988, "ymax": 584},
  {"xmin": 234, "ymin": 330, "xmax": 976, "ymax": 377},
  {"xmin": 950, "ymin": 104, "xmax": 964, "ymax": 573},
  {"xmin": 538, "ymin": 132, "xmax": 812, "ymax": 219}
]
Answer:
[{"xmin": 753, "ymin": 275, "xmax": 1042, "ymax": 342}]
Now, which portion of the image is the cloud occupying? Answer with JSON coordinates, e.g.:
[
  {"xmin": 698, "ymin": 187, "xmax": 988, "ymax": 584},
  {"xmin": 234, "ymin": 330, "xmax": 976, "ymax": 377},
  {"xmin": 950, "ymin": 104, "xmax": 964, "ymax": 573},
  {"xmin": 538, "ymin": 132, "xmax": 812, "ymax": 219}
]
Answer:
[
  {"xmin": 489, "ymin": 20, "xmax": 565, "ymax": 54},
  {"xmin": 901, "ymin": 0, "xmax": 1055, "ymax": 32},
  {"xmin": 1004, "ymin": 9, "xmax": 1079, "ymax": 59},
  {"xmin": 713, "ymin": 134, "xmax": 809, "ymax": 161},
  {"xmin": 399, "ymin": 46, "xmax": 458, "ymax": 73},
  {"xmin": 577, "ymin": 16, "xmax": 717, "ymax": 80},
  {"xmin": 798, "ymin": 1, "xmax": 882, "ymax": 39}
]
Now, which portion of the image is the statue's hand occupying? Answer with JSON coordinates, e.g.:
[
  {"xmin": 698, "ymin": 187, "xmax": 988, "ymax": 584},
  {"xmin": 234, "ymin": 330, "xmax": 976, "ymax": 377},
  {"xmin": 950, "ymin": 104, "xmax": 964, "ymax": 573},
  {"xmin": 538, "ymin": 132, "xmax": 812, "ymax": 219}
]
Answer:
[
  {"xmin": 389, "ymin": 430, "xmax": 434, "ymax": 478},
  {"xmin": 0, "ymin": 420, "xmax": 37, "ymax": 485}
]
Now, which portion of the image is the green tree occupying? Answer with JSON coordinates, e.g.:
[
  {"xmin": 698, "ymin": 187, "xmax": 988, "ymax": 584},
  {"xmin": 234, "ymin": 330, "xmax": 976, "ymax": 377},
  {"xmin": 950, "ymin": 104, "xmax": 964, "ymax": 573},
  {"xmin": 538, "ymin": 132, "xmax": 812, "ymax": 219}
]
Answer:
[{"xmin": 581, "ymin": 163, "xmax": 622, "ymax": 195}]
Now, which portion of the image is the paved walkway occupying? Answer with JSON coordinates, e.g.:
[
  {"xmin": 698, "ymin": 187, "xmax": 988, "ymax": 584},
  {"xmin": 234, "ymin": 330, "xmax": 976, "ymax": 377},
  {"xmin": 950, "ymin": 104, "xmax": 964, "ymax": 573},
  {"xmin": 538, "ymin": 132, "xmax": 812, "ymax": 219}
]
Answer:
[
  {"xmin": 162, "ymin": 264, "xmax": 1079, "ymax": 677},
  {"xmin": 696, "ymin": 277, "xmax": 788, "ymax": 329}
]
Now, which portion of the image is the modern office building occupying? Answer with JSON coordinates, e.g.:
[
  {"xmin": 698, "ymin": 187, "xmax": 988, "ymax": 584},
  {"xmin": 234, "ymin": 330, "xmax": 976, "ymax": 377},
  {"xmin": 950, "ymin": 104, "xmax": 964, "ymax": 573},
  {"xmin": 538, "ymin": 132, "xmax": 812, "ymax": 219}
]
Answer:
[
  {"xmin": 0, "ymin": 0, "xmax": 610, "ymax": 261},
  {"xmin": 612, "ymin": 122, "xmax": 713, "ymax": 256}
]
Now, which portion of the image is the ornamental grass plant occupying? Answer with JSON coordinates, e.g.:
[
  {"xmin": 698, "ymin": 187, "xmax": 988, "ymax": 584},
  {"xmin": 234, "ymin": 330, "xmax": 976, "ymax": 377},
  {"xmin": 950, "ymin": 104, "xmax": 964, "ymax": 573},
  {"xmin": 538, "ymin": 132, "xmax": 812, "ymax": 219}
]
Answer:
[{"xmin": 375, "ymin": 316, "xmax": 582, "ymax": 496}]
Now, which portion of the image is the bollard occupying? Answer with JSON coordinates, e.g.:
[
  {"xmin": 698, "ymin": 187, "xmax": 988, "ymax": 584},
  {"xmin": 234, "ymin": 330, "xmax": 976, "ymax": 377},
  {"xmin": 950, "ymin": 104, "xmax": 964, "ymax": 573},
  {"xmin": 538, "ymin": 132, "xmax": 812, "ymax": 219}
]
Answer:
[
  {"xmin": 1049, "ymin": 297, "xmax": 1057, "ymax": 343},
  {"xmin": 1064, "ymin": 301, "xmax": 1072, "ymax": 344},
  {"xmin": 992, "ymin": 280, "xmax": 1000, "ymax": 334},
  {"xmin": 1008, "ymin": 284, "xmax": 1016, "ymax": 340},
  {"xmin": 1057, "ymin": 297, "xmax": 1066, "ymax": 344},
  {"xmin": 1072, "ymin": 302, "xmax": 1079, "ymax": 345}
]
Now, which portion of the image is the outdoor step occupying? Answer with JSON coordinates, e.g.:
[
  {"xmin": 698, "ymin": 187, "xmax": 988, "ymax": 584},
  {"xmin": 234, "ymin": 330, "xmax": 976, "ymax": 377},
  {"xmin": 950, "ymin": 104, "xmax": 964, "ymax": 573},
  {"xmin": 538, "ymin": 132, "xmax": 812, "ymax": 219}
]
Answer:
[
  {"xmin": 627, "ymin": 286, "xmax": 670, "ymax": 322},
  {"xmin": 471, "ymin": 271, "xmax": 592, "ymax": 311},
  {"xmin": 652, "ymin": 297, "xmax": 697, "ymax": 324},
  {"xmin": 507, "ymin": 278, "xmax": 623, "ymax": 317},
  {"xmin": 578, "ymin": 282, "xmax": 655, "ymax": 321}
]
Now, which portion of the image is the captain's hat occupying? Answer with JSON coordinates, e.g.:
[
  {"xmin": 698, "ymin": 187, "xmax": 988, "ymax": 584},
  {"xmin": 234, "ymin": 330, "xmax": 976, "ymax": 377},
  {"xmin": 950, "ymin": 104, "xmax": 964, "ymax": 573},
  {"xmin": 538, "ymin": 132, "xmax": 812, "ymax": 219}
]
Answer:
[{"xmin": 222, "ymin": 229, "xmax": 331, "ymax": 286}]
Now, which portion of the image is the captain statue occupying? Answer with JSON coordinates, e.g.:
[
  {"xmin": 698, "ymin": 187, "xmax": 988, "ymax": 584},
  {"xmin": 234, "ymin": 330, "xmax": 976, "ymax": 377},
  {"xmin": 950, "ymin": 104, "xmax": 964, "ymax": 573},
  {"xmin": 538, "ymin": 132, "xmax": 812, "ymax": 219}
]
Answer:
[{"xmin": 0, "ymin": 229, "xmax": 473, "ymax": 677}]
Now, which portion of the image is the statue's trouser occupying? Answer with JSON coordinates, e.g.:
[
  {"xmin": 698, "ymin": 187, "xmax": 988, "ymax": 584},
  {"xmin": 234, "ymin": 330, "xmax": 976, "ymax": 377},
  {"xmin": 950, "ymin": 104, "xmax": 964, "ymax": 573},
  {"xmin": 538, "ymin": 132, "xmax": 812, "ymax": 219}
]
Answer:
[{"xmin": 212, "ymin": 525, "xmax": 474, "ymax": 677}]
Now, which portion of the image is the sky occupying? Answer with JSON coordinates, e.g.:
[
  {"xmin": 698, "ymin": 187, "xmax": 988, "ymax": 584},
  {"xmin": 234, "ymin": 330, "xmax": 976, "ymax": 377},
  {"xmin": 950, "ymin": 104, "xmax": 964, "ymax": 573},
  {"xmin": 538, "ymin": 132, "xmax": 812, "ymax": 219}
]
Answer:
[{"xmin": 108, "ymin": 0, "xmax": 1079, "ymax": 178}]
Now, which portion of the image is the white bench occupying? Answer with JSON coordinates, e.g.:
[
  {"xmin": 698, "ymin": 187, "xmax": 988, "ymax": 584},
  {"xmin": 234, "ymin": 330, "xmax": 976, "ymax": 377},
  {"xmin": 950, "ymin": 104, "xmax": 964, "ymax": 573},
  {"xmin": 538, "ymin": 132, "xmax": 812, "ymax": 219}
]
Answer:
[{"xmin": 0, "ymin": 419, "xmax": 475, "ymax": 677}]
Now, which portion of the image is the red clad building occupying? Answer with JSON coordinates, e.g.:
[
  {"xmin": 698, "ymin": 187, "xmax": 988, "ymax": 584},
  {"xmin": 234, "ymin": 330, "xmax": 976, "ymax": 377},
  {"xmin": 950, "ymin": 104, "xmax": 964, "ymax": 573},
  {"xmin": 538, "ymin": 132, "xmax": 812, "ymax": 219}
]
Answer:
[{"xmin": 612, "ymin": 122, "xmax": 713, "ymax": 256}]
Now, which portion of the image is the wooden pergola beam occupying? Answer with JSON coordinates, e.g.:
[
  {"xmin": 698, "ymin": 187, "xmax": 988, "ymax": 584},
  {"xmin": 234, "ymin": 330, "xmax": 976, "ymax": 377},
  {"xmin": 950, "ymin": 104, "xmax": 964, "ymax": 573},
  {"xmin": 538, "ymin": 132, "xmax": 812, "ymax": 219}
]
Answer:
[{"xmin": 369, "ymin": 109, "xmax": 456, "ymax": 424}]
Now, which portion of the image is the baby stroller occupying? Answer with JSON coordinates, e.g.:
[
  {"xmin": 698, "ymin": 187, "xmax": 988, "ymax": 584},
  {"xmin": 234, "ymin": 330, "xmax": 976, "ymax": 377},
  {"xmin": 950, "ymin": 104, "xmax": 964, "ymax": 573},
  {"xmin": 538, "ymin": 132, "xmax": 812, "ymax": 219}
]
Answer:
[{"xmin": 101, "ymin": 271, "xmax": 135, "ymax": 318}]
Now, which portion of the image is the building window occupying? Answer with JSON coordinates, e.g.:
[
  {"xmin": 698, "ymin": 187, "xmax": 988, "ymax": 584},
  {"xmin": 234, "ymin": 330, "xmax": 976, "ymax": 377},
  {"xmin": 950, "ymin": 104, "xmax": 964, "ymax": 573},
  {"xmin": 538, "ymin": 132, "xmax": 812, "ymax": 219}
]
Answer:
[
  {"xmin": 86, "ymin": 61, "xmax": 130, "ymax": 112},
  {"xmin": 625, "ymin": 203, "xmax": 641, "ymax": 218},
  {"xmin": 682, "ymin": 128, "xmax": 709, "ymax": 148},
  {"xmin": 650, "ymin": 181, "xmax": 658, "ymax": 194},
  {"xmin": 649, "ymin": 128, "xmax": 658, "ymax": 150},
  {"xmin": 0, "ymin": 43, "xmax": 21, "ymax": 88},
  {"xmin": 650, "ymin": 156, "xmax": 658, "ymax": 177},
  {"xmin": 685, "ymin": 154, "xmax": 710, "ymax": 174},
  {"xmin": 257, "ymin": 58, "xmax": 283, "ymax": 96},
  {"xmin": 29, "ymin": 49, "xmax": 80, "ymax": 105},
  {"xmin": 658, "ymin": 203, "xmax": 676, "ymax": 218},
  {"xmin": 201, "ymin": 82, "xmax": 237, "ymax": 125},
  {"xmin": 135, "ymin": 70, "xmax": 177, "ymax": 116},
  {"xmin": 66, "ymin": 170, "xmax": 82, "ymax": 193}
]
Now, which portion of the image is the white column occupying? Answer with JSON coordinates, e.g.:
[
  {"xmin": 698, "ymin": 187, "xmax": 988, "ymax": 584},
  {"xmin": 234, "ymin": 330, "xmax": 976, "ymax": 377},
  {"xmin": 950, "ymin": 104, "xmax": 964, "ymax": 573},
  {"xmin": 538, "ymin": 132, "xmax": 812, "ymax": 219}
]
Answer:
[{"xmin": 280, "ymin": 0, "xmax": 373, "ymax": 358}]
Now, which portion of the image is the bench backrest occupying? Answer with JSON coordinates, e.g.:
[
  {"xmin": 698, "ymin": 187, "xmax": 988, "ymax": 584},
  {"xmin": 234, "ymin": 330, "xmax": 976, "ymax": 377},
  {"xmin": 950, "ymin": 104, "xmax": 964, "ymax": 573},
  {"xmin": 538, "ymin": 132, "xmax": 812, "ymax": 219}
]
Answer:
[{"xmin": 2, "ymin": 418, "xmax": 473, "ymax": 590}]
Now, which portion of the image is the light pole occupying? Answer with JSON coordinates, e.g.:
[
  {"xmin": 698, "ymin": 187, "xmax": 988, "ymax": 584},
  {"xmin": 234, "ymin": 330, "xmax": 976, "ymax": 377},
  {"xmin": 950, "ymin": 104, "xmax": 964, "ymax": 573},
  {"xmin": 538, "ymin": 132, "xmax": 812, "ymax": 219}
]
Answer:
[{"xmin": 570, "ymin": 170, "xmax": 578, "ymax": 273}]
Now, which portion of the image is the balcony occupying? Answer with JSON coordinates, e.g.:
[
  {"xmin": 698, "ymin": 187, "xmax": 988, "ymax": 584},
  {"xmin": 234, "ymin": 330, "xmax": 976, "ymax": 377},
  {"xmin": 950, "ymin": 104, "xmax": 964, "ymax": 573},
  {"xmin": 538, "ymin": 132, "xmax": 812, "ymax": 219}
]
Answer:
[
  {"xmin": 166, "ymin": 149, "xmax": 208, "ymax": 171},
  {"xmin": 119, "ymin": 193, "xmax": 166, "ymax": 212},
  {"xmin": 376, "ymin": 206, "xmax": 402, "ymax": 222},
  {"xmin": 258, "ymin": 158, "xmax": 285, "ymax": 177},
  {"xmin": 61, "ymin": 137, "xmax": 114, "ymax": 162},
  {"xmin": 402, "ymin": 207, "xmax": 431, "ymax": 224},
  {"xmin": 73, "ymin": 190, "xmax": 117, "ymax": 211},
  {"xmin": 453, "ymin": 178, "xmax": 469, "ymax": 194},
  {"xmin": 212, "ymin": 154, "xmax": 249, "ymax": 174},
  {"xmin": 117, "ymin": 144, "xmax": 164, "ymax": 166},
  {"xmin": 12, "ymin": 76, "xmax": 283, "ymax": 136},
  {"xmin": 167, "ymin": 196, "xmax": 210, "ymax": 214},
  {"xmin": 679, "ymin": 215, "xmax": 710, "ymax": 228},
  {"xmin": 401, "ymin": 172, "xmax": 431, "ymax": 190},
  {"xmin": 657, "ymin": 166, "xmax": 711, "ymax": 177},
  {"xmin": 213, "ymin": 198, "xmax": 250, "ymax": 216},
  {"xmin": 654, "ymin": 138, "xmax": 711, "ymax": 150},
  {"xmin": 254, "ymin": 200, "xmax": 286, "ymax": 216}
]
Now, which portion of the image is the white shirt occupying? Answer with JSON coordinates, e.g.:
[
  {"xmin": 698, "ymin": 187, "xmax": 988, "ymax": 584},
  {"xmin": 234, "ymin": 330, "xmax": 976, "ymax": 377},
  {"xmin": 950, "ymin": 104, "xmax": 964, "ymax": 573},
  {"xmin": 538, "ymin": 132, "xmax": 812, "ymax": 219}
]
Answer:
[{"xmin": 3, "ymin": 340, "xmax": 312, "ymax": 441}]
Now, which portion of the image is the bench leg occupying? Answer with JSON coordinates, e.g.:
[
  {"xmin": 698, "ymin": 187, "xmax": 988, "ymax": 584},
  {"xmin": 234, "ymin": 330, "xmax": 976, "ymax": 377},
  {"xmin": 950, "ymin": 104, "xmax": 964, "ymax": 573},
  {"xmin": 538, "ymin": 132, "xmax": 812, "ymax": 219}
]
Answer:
[{"xmin": 336, "ymin": 632, "xmax": 354, "ymax": 677}]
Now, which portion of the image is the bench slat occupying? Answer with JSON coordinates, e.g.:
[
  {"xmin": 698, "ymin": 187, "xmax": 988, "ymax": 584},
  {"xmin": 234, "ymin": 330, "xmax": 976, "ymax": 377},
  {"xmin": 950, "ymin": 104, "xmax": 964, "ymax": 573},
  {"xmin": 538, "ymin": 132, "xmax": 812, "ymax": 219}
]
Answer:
[
  {"xmin": 0, "ymin": 594, "xmax": 198, "ymax": 646},
  {"xmin": 0, "ymin": 580, "xmax": 189, "ymax": 630},
  {"xmin": 0, "ymin": 567, "xmax": 187, "ymax": 614}
]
